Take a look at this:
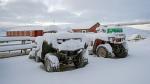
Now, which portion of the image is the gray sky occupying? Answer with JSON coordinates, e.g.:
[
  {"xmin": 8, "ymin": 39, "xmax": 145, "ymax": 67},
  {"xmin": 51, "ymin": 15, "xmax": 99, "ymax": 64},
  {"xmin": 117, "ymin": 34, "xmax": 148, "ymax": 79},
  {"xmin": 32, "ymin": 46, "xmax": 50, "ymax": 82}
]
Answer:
[{"xmin": 0, "ymin": 0, "xmax": 150, "ymax": 27}]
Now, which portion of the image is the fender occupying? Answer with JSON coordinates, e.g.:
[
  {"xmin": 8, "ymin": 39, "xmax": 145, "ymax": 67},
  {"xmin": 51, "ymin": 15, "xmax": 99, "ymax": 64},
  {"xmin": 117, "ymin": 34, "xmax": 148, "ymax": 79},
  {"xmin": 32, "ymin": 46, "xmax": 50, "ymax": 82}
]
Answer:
[{"xmin": 96, "ymin": 44, "xmax": 112, "ymax": 54}]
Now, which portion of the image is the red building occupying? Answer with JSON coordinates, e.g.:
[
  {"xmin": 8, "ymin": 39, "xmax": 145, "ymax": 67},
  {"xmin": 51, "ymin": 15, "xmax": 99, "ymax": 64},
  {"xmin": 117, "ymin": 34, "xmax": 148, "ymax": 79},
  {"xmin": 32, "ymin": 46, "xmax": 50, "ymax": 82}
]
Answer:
[
  {"xmin": 7, "ymin": 30, "xmax": 44, "ymax": 37},
  {"xmin": 72, "ymin": 22, "xmax": 100, "ymax": 33}
]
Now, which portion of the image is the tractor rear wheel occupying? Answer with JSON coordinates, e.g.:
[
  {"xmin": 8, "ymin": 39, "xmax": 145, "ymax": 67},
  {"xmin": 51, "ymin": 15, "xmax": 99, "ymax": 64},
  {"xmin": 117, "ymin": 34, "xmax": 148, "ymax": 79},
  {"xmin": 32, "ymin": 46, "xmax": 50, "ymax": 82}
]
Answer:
[{"xmin": 112, "ymin": 44, "xmax": 128, "ymax": 58}]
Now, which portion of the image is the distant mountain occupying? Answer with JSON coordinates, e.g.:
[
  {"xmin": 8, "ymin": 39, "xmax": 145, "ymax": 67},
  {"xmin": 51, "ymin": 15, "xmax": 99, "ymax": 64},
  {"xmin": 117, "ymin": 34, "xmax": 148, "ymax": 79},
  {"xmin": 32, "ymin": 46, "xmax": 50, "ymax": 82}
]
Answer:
[{"xmin": 0, "ymin": 27, "xmax": 8, "ymax": 36}]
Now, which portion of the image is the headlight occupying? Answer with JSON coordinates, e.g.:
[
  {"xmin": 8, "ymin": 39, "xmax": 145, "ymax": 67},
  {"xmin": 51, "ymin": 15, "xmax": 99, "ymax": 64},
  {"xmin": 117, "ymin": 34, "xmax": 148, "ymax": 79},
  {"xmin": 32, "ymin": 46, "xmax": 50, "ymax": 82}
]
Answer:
[
  {"xmin": 77, "ymin": 48, "xmax": 83, "ymax": 54},
  {"xmin": 108, "ymin": 37, "xmax": 115, "ymax": 42}
]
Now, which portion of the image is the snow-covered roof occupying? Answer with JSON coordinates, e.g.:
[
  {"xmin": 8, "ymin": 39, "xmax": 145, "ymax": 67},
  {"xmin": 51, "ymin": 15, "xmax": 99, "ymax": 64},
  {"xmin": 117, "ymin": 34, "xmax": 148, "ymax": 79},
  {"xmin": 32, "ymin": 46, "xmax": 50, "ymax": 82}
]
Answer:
[
  {"xmin": 8, "ymin": 26, "xmax": 45, "ymax": 31},
  {"xmin": 44, "ymin": 25, "xmax": 60, "ymax": 32},
  {"xmin": 7, "ymin": 25, "xmax": 61, "ymax": 32},
  {"xmin": 6, "ymin": 25, "xmax": 73, "ymax": 33}
]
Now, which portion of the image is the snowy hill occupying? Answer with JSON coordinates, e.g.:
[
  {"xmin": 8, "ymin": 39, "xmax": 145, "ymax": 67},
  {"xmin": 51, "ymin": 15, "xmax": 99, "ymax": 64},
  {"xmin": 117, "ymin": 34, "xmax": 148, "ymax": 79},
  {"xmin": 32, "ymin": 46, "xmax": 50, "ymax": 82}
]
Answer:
[
  {"xmin": 0, "ymin": 27, "xmax": 7, "ymax": 36},
  {"xmin": 123, "ymin": 27, "xmax": 150, "ymax": 38}
]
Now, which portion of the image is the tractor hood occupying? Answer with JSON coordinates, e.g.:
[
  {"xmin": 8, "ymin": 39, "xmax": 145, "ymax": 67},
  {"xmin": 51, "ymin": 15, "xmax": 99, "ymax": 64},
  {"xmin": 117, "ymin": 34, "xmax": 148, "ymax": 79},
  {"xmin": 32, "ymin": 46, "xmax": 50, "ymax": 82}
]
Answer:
[{"xmin": 56, "ymin": 39, "xmax": 85, "ymax": 51}]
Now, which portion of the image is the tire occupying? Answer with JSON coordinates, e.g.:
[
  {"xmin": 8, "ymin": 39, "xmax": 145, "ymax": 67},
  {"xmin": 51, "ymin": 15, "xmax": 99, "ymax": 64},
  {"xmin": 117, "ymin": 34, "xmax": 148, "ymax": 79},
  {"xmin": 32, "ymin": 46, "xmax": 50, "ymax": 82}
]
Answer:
[
  {"xmin": 44, "ymin": 59, "xmax": 53, "ymax": 72},
  {"xmin": 96, "ymin": 46, "xmax": 110, "ymax": 58},
  {"xmin": 112, "ymin": 44, "xmax": 128, "ymax": 58},
  {"xmin": 29, "ymin": 51, "xmax": 35, "ymax": 59},
  {"xmin": 35, "ymin": 56, "xmax": 41, "ymax": 62},
  {"xmin": 29, "ymin": 55, "xmax": 35, "ymax": 59},
  {"xmin": 74, "ymin": 56, "xmax": 88, "ymax": 68},
  {"xmin": 88, "ymin": 50, "xmax": 94, "ymax": 55},
  {"xmin": 44, "ymin": 55, "xmax": 60, "ymax": 72}
]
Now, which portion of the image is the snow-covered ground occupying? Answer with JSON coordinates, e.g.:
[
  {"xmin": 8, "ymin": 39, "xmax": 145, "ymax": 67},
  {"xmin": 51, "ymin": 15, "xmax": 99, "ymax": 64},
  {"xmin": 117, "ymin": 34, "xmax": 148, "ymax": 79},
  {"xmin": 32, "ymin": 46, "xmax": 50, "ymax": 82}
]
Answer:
[
  {"xmin": 0, "ymin": 37, "xmax": 35, "ymax": 42},
  {"xmin": 124, "ymin": 27, "xmax": 150, "ymax": 38},
  {"xmin": 0, "ymin": 38, "xmax": 150, "ymax": 84}
]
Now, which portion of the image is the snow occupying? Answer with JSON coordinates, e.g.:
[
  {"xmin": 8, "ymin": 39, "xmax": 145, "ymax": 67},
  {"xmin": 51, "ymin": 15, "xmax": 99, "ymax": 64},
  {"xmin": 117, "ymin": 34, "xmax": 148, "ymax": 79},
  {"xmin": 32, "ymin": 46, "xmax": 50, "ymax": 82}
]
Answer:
[
  {"xmin": 45, "ymin": 53, "xmax": 59, "ymax": 67},
  {"xmin": 0, "ymin": 43, "xmax": 36, "ymax": 52},
  {"xmin": 44, "ymin": 25, "xmax": 60, "ymax": 33},
  {"xmin": 0, "ymin": 36, "xmax": 35, "ymax": 42},
  {"xmin": 29, "ymin": 33, "xmax": 87, "ymax": 58},
  {"xmin": 6, "ymin": 25, "xmax": 71, "ymax": 33},
  {"xmin": 1, "ymin": 38, "xmax": 150, "ymax": 84},
  {"xmin": 43, "ymin": 33, "xmax": 87, "ymax": 51},
  {"xmin": 128, "ymin": 34, "xmax": 145, "ymax": 40},
  {"xmin": 29, "ymin": 49, "xmax": 36, "ymax": 57},
  {"xmin": 8, "ymin": 26, "xmax": 45, "ymax": 31},
  {"xmin": 28, "ymin": 36, "xmax": 44, "ymax": 58},
  {"xmin": 1, "ymin": 26, "xmax": 150, "ymax": 84},
  {"xmin": 123, "ymin": 27, "xmax": 150, "ymax": 38},
  {"xmin": 82, "ymin": 48, "xmax": 89, "ymax": 58},
  {"xmin": 34, "ymin": 36, "xmax": 44, "ymax": 57},
  {"xmin": 35, "ymin": 36, "xmax": 44, "ymax": 51},
  {"xmin": 0, "ymin": 28, "xmax": 7, "ymax": 36},
  {"xmin": 0, "ymin": 41, "xmax": 32, "ymax": 46},
  {"xmin": 57, "ymin": 39, "xmax": 84, "ymax": 51},
  {"xmin": 44, "ymin": 33, "xmax": 86, "ymax": 40},
  {"xmin": 127, "ymin": 24, "xmax": 150, "ymax": 30}
]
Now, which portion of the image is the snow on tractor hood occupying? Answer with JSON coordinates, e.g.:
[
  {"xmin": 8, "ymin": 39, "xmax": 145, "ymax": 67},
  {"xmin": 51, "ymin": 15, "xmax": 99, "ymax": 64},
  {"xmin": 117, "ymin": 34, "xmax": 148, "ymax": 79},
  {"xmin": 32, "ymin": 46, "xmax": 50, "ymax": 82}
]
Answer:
[
  {"xmin": 43, "ymin": 33, "xmax": 87, "ymax": 51},
  {"xmin": 56, "ymin": 39, "xmax": 85, "ymax": 51},
  {"xmin": 94, "ymin": 32, "xmax": 125, "ymax": 41}
]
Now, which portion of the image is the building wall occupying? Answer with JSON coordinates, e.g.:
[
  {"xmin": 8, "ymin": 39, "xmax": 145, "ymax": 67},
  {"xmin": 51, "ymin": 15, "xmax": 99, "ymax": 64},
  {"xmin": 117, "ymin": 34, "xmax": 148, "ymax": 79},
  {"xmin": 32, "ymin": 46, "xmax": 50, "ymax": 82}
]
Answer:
[
  {"xmin": 72, "ymin": 22, "xmax": 100, "ymax": 33},
  {"xmin": 6, "ymin": 30, "xmax": 44, "ymax": 37}
]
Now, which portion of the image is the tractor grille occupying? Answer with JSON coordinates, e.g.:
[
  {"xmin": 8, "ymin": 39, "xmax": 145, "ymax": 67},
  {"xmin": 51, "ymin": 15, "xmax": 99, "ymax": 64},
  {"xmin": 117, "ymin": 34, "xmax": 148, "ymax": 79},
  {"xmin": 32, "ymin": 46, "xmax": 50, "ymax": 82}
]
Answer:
[
  {"xmin": 115, "ymin": 38, "xmax": 122, "ymax": 42},
  {"xmin": 59, "ymin": 49, "xmax": 80, "ymax": 56},
  {"xmin": 67, "ymin": 51, "xmax": 78, "ymax": 56}
]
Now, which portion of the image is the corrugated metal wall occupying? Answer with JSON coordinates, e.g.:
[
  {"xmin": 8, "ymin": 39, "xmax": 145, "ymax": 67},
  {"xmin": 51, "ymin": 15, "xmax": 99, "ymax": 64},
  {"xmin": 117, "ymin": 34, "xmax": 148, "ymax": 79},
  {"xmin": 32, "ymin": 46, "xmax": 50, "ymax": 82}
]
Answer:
[{"xmin": 6, "ymin": 30, "xmax": 44, "ymax": 37}]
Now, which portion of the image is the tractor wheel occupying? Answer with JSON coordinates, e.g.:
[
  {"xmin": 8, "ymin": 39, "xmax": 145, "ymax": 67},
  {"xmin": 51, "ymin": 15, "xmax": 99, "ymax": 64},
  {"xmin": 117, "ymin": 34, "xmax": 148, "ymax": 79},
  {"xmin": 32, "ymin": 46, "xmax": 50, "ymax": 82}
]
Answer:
[
  {"xmin": 112, "ymin": 44, "xmax": 128, "ymax": 58},
  {"xmin": 74, "ymin": 56, "xmax": 88, "ymax": 68},
  {"xmin": 28, "ymin": 51, "xmax": 35, "ymax": 59},
  {"xmin": 45, "ymin": 59, "xmax": 53, "ymax": 72},
  {"xmin": 28, "ymin": 55, "xmax": 35, "ymax": 59},
  {"xmin": 96, "ymin": 46, "xmax": 110, "ymax": 58},
  {"xmin": 35, "ymin": 56, "xmax": 41, "ymax": 62},
  {"xmin": 44, "ymin": 58, "xmax": 59, "ymax": 72},
  {"xmin": 44, "ymin": 54, "xmax": 60, "ymax": 72}
]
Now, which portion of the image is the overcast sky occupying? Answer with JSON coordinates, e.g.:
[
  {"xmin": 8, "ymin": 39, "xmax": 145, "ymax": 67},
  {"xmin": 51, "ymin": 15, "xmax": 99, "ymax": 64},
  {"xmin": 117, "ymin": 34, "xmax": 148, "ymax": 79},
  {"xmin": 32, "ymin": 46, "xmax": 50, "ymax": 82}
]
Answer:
[{"xmin": 0, "ymin": 0, "xmax": 150, "ymax": 27}]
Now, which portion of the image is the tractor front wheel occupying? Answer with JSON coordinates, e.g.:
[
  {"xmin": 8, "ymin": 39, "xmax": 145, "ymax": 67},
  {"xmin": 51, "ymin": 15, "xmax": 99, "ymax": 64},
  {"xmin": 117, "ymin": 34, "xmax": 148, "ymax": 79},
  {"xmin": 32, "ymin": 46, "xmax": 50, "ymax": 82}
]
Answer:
[
  {"xmin": 74, "ymin": 56, "xmax": 88, "ymax": 68},
  {"xmin": 96, "ymin": 46, "xmax": 109, "ymax": 58},
  {"xmin": 44, "ymin": 54, "xmax": 60, "ymax": 72}
]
